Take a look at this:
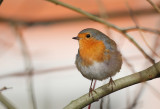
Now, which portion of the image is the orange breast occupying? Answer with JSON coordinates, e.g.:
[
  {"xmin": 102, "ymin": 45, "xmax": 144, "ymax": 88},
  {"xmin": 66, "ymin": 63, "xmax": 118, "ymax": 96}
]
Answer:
[{"xmin": 79, "ymin": 38, "xmax": 106, "ymax": 66}]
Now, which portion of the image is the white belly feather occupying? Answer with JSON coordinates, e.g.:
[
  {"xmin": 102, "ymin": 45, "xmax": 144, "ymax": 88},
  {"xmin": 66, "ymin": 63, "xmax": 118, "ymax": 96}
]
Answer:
[{"xmin": 76, "ymin": 55, "xmax": 121, "ymax": 80}]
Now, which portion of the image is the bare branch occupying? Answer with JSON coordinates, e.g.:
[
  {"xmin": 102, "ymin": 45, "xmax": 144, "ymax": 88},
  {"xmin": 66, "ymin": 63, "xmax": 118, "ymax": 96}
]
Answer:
[
  {"xmin": 0, "ymin": 65, "xmax": 75, "ymax": 79},
  {"xmin": 127, "ymin": 84, "xmax": 145, "ymax": 109},
  {"xmin": 123, "ymin": 33, "xmax": 155, "ymax": 63},
  {"xmin": 123, "ymin": 56, "xmax": 143, "ymax": 109},
  {"xmin": 146, "ymin": 0, "xmax": 160, "ymax": 13},
  {"xmin": 13, "ymin": 25, "xmax": 37, "ymax": 109},
  {"xmin": 0, "ymin": 87, "xmax": 12, "ymax": 92},
  {"xmin": 122, "ymin": 26, "xmax": 160, "ymax": 34},
  {"xmin": 0, "ymin": 93, "xmax": 16, "ymax": 109},
  {"xmin": 147, "ymin": 83, "xmax": 160, "ymax": 100},
  {"xmin": 123, "ymin": 57, "xmax": 136, "ymax": 73},
  {"xmin": 64, "ymin": 61, "xmax": 160, "ymax": 109},
  {"xmin": 0, "ymin": 0, "xmax": 3, "ymax": 5},
  {"xmin": 126, "ymin": 1, "xmax": 160, "ymax": 59}
]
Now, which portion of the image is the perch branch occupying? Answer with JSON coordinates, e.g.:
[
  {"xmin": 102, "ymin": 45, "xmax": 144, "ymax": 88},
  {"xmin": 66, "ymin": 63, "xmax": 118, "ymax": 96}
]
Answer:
[{"xmin": 64, "ymin": 61, "xmax": 160, "ymax": 109}]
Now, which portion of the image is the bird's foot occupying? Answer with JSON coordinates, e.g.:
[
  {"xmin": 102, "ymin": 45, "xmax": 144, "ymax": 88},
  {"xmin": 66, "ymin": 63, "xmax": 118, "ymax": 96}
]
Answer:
[
  {"xmin": 108, "ymin": 77, "xmax": 116, "ymax": 91},
  {"xmin": 89, "ymin": 87, "xmax": 97, "ymax": 97},
  {"xmin": 89, "ymin": 87, "xmax": 97, "ymax": 102}
]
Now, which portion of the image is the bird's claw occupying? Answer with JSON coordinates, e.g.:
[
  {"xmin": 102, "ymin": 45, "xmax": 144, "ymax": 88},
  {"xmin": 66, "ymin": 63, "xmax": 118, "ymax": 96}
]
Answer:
[{"xmin": 108, "ymin": 77, "xmax": 116, "ymax": 91}]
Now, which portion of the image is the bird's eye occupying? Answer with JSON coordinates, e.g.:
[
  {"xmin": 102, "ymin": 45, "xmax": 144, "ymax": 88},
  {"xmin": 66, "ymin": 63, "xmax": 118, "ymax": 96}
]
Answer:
[{"xmin": 86, "ymin": 34, "xmax": 90, "ymax": 38}]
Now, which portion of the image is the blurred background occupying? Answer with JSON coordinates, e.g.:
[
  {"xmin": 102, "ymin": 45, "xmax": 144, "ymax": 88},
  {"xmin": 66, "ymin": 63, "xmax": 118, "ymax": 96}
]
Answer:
[{"xmin": 0, "ymin": 0, "xmax": 160, "ymax": 109}]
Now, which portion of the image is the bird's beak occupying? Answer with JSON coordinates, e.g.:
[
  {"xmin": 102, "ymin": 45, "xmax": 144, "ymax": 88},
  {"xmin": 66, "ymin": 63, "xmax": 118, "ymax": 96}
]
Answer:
[{"xmin": 72, "ymin": 36, "xmax": 79, "ymax": 40}]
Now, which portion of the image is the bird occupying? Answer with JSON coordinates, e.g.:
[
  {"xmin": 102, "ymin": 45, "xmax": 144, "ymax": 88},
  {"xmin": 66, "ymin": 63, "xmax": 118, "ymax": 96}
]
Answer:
[{"xmin": 72, "ymin": 28, "xmax": 122, "ymax": 95}]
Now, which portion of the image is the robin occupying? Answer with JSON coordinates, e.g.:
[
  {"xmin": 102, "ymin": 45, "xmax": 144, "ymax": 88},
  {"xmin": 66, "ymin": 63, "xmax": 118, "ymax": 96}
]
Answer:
[{"xmin": 72, "ymin": 28, "xmax": 122, "ymax": 95}]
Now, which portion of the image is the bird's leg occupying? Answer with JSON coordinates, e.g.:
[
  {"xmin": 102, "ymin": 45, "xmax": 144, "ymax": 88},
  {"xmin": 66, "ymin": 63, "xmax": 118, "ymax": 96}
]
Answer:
[
  {"xmin": 93, "ymin": 80, "xmax": 97, "ymax": 91},
  {"xmin": 89, "ymin": 79, "xmax": 93, "ymax": 97},
  {"xmin": 88, "ymin": 80, "xmax": 97, "ymax": 109},
  {"xmin": 89, "ymin": 79, "xmax": 97, "ymax": 97},
  {"xmin": 108, "ymin": 77, "xmax": 116, "ymax": 91}
]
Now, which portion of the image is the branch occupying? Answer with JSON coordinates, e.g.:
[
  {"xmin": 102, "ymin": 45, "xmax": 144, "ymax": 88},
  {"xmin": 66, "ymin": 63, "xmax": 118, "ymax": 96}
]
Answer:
[
  {"xmin": 125, "ymin": 2, "xmax": 156, "ymax": 63},
  {"xmin": 13, "ymin": 25, "xmax": 37, "ymax": 109},
  {"xmin": 0, "ymin": 0, "xmax": 3, "ymax": 6},
  {"xmin": 127, "ymin": 84, "xmax": 145, "ymax": 109},
  {"xmin": 46, "ymin": 0, "xmax": 122, "ymax": 30},
  {"xmin": 146, "ymin": 0, "xmax": 160, "ymax": 13},
  {"xmin": 0, "ymin": 93, "xmax": 16, "ymax": 109},
  {"xmin": 122, "ymin": 26, "xmax": 160, "ymax": 34},
  {"xmin": 0, "ymin": 65, "xmax": 75, "ymax": 79},
  {"xmin": 0, "ymin": 87, "xmax": 12, "ymax": 92},
  {"xmin": 64, "ymin": 61, "xmax": 160, "ymax": 109},
  {"xmin": 123, "ymin": 33, "xmax": 154, "ymax": 63}
]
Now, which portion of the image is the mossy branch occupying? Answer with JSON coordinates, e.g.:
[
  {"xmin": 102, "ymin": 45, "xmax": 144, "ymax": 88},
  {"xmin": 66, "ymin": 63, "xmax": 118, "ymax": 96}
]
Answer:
[{"xmin": 64, "ymin": 61, "xmax": 160, "ymax": 109}]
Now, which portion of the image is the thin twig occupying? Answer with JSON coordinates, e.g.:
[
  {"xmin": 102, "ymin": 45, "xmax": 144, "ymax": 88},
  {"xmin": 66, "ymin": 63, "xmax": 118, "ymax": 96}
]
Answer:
[
  {"xmin": 152, "ymin": 36, "xmax": 160, "ymax": 56},
  {"xmin": 100, "ymin": 98, "xmax": 104, "ymax": 109},
  {"xmin": 13, "ymin": 25, "xmax": 37, "ymax": 109},
  {"xmin": 46, "ymin": 0, "xmax": 121, "ymax": 30},
  {"xmin": 106, "ymin": 95, "xmax": 110, "ymax": 109},
  {"xmin": 125, "ymin": 2, "xmax": 156, "ymax": 108},
  {"xmin": 151, "ymin": 20, "xmax": 160, "ymax": 58},
  {"xmin": 0, "ymin": 87, "xmax": 12, "ymax": 92},
  {"xmin": 95, "ymin": 0, "xmax": 108, "ymax": 19},
  {"xmin": 0, "ymin": 37, "xmax": 14, "ymax": 57},
  {"xmin": 146, "ymin": 0, "xmax": 160, "ymax": 13},
  {"xmin": 147, "ymin": 83, "xmax": 160, "ymax": 100},
  {"xmin": 123, "ymin": 57, "xmax": 136, "ymax": 73},
  {"xmin": 123, "ymin": 56, "xmax": 142, "ymax": 109},
  {"xmin": 126, "ymin": 1, "xmax": 156, "ymax": 63},
  {"xmin": 127, "ymin": 84, "xmax": 145, "ymax": 109},
  {"xmin": 125, "ymin": 4, "xmax": 160, "ymax": 88},
  {"xmin": 123, "ymin": 33, "xmax": 154, "ymax": 63},
  {"xmin": 1, "ymin": 16, "xmax": 160, "ymax": 35},
  {"xmin": 126, "ymin": 88, "xmax": 131, "ymax": 109},
  {"xmin": 0, "ymin": 93, "xmax": 16, "ymax": 109},
  {"xmin": 0, "ymin": 55, "xmax": 153, "ymax": 80},
  {"xmin": 0, "ymin": 0, "xmax": 3, "ymax": 5},
  {"xmin": 126, "ymin": 1, "xmax": 160, "ymax": 59},
  {"xmin": 0, "ymin": 65, "xmax": 75, "ymax": 79},
  {"xmin": 140, "ymin": 31, "xmax": 160, "ymax": 58},
  {"xmin": 122, "ymin": 26, "xmax": 160, "ymax": 34}
]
